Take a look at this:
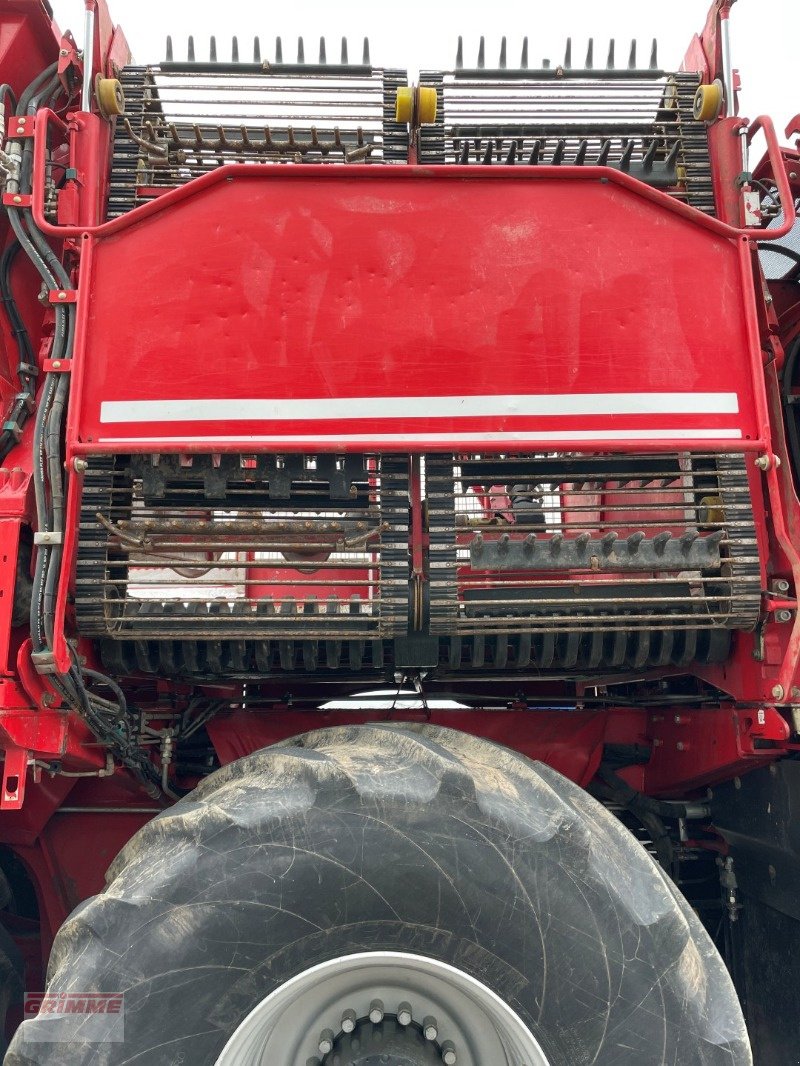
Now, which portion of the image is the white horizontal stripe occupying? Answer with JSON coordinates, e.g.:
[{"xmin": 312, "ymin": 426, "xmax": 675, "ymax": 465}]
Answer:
[
  {"xmin": 99, "ymin": 428, "xmax": 744, "ymax": 444},
  {"xmin": 100, "ymin": 392, "xmax": 739, "ymax": 424}
]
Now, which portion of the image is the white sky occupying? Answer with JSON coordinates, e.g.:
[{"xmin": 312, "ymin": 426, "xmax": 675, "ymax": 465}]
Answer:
[{"xmin": 51, "ymin": 0, "xmax": 799, "ymax": 141}]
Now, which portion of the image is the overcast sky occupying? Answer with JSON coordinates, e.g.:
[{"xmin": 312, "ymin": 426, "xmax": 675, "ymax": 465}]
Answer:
[{"xmin": 51, "ymin": 0, "xmax": 799, "ymax": 142}]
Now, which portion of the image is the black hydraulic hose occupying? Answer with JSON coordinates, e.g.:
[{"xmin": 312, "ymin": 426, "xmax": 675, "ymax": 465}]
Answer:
[
  {"xmin": 760, "ymin": 241, "xmax": 800, "ymax": 282},
  {"xmin": 28, "ymin": 372, "xmax": 56, "ymax": 654},
  {"xmin": 41, "ymin": 382, "xmax": 68, "ymax": 648},
  {"xmin": 0, "ymin": 240, "xmax": 38, "ymax": 462},
  {"xmin": 0, "ymin": 240, "xmax": 34, "ymax": 365},
  {"xmin": 596, "ymin": 765, "xmax": 678, "ymax": 871},
  {"xmin": 6, "ymin": 210, "xmax": 64, "ymax": 511},
  {"xmin": 82, "ymin": 669, "xmax": 129, "ymax": 718},
  {"xmin": 16, "ymin": 63, "xmax": 57, "ymax": 117},
  {"xmin": 598, "ymin": 764, "xmax": 692, "ymax": 819},
  {"xmin": 19, "ymin": 75, "xmax": 60, "ymax": 191},
  {"xmin": 0, "ymin": 84, "xmax": 16, "ymax": 119},
  {"xmin": 1, "ymin": 67, "xmax": 167, "ymax": 800}
]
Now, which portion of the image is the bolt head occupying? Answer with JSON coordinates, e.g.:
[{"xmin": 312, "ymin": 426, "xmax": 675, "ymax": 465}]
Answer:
[
  {"xmin": 397, "ymin": 1002, "xmax": 412, "ymax": 1026},
  {"xmin": 11, "ymin": 195, "xmax": 21, "ymax": 203},
  {"xmin": 317, "ymin": 1029, "xmax": 334, "ymax": 1055},
  {"xmin": 772, "ymin": 684, "xmax": 785, "ymax": 700},
  {"xmin": 340, "ymin": 1009, "xmax": 356, "ymax": 1034},
  {"xmin": 57, "ymin": 291, "xmax": 67, "ymax": 300}
]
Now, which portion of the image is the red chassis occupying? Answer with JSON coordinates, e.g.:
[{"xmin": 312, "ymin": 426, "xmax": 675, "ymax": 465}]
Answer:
[{"xmin": 0, "ymin": 0, "xmax": 797, "ymax": 1041}]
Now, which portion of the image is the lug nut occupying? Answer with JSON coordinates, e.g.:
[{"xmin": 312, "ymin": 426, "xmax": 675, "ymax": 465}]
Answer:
[
  {"xmin": 441, "ymin": 1041, "xmax": 457, "ymax": 1065},
  {"xmin": 397, "ymin": 1001, "xmax": 412, "ymax": 1026},
  {"xmin": 318, "ymin": 1029, "xmax": 335, "ymax": 1055},
  {"xmin": 422, "ymin": 1016, "xmax": 438, "ymax": 1041},
  {"xmin": 340, "ymin": 1008, "xmax": 357, "ymax": 1033},
  {"xmin": 369, "ymin": 998, "xmax": 384, "ymax": 1024}
]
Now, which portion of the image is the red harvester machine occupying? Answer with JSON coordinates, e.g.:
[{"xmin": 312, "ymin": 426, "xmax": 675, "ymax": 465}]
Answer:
[{"xmin": 0, "ymin": 0, "xmax": 796, "ymax": 1062}]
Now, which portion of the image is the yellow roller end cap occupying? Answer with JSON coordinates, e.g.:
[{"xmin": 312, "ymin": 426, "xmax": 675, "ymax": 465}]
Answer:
[
  {"xmin": 96, "ymin": 77, "xmax": 125, "ymax": 118},
  {"xmin": 693, "ymin": 81, "xmax": 723, "ymax": 123},
  {"xmin": 395, "ymin": 86, "xmax": 414, "ymax": 124},
  {"xmin": 416, "ymin": 86, "xmax": 438, "ymax": 124}
]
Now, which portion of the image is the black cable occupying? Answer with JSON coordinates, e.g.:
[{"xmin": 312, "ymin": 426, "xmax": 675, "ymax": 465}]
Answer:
[
  {"xmin": 0, "ymin": 84, "xmax": 16, "ymax": 118},
  {"xmin": 15, "ymin": 63, "xmax": 57, "ymax": 118},
  {"xmin": 82, "ymin": 669, "xmax": 129, "ymax": 718},
  {"xmin": 598, "ymin": 764, "xmax": 691, "ymax": 819},
  {"xmin": 3, "ymin": 66, "xmax": 166, "ymax": 799},
  {"xmin": 0, "ymin": 240, "xmax": 37, "ymax": 463}
]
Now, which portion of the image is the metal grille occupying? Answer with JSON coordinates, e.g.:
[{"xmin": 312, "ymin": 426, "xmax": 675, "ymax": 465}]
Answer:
[
  {"xmin": 76, "ymin": 452, "xmax": 761, "ymax": 678},
  {"xmin": 107, "ymin": 54, "xmax": 408, "ymax": 218},
  {"xmin": 426, "ymin": 452, "xmax": 759, "ymax": 667},
  {"xmin": 419, "ymin": 64, "xmax": 714, "ymax": 214},
  {"xmin": 75, "ymin": 454, "xmax": 409, "ymax": 676}
]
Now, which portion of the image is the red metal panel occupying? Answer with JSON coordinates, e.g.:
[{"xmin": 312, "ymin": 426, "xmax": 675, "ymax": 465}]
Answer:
[
  {"xmin": 71, "ymin": 166, "xmax": 764, "ymax": 453},
  {"xmin": 206, "ymin": 708, "xmax": 610, "ymax": 787}
]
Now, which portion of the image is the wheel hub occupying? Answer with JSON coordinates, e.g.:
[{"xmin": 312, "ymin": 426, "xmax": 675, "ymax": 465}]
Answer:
[
  {"xmin": 214, "ymin": 951, "xmax": 551, "ymax": 1066},
  {"xmin": 323, "ymin": 1016, "xmax": 444, "ymax": 1066}
]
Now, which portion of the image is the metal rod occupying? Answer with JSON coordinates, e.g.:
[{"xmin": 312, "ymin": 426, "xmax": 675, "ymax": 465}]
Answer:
[
  {"xmin": 720, "ymin": 7, "xmax": 735, "ymax": 117},
  {"xmin": 81, "ymin": 3, "xmax": 96, "ymax": 112}
]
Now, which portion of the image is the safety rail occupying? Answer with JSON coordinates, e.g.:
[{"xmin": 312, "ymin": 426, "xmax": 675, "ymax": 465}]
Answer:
[{"xmin": 29, "ymin": 106, "xmax": 795, "ymax": 240}]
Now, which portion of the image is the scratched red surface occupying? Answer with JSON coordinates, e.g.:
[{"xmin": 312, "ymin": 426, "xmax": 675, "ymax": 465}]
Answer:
[{"xmin": 72, "ymin": 167, "xmax": 762, "ymax": 450}]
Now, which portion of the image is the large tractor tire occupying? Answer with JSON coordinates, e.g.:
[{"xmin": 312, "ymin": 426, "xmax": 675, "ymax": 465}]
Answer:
[
  {"xmin": 7, "ymin": 725, "xmax": 750, "ymax": 1065},
  {"xmin": 0, "ymin": 920, "xmax": 23, "ymax": 1056}
]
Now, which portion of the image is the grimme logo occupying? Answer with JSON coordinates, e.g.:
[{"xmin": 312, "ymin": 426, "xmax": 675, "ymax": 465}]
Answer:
[{"xmin": 23, "ymin": 992, "xmax": 124, "ymax": 1042}]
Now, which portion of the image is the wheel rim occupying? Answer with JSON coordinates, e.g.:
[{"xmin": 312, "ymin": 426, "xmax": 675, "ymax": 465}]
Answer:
[{"xmin": 215, "ymin": 951, "xmax": 550, "ymax": 1066}]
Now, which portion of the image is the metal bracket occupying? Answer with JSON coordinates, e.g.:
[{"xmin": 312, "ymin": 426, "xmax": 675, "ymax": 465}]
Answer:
[
  {"xmin": 48, "ymin": 289, "xmax": 78, "ymax": 304},
  {"xmin": 1, "ymin": 746, "xmax": 28, "ymax": 809},
  {"xmin": 42, "ymin": 358, "xmax": 72, "ymax": 373},
  {"xmin": 470, "ymin": 530, "xmax": 725, "ymax": 572},
  {"xmin": 7, "ymin": 115, "xmax": 34, "ymax": 140},
  {"xmin": 33, "ymin": 531, "xmax": 63, "ymax": 546},
  {"xmin": 2, "ymin": 192, "xmax": 31, "ymax": 208},
  {"xmin": 30, "ymin": 650, "xmax": 60, "ymax": 675}
]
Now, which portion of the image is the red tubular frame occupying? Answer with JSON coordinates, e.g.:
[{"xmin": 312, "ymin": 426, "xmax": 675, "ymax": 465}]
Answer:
[{"xmin": 30, "ymin": 110, "xmax": 794, "ymax": 242}]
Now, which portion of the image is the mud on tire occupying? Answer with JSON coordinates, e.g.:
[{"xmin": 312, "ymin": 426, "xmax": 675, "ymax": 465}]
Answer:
[{"xmin": 6, "ymin": 724, "xmax": 750, "ymax": 1065}]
